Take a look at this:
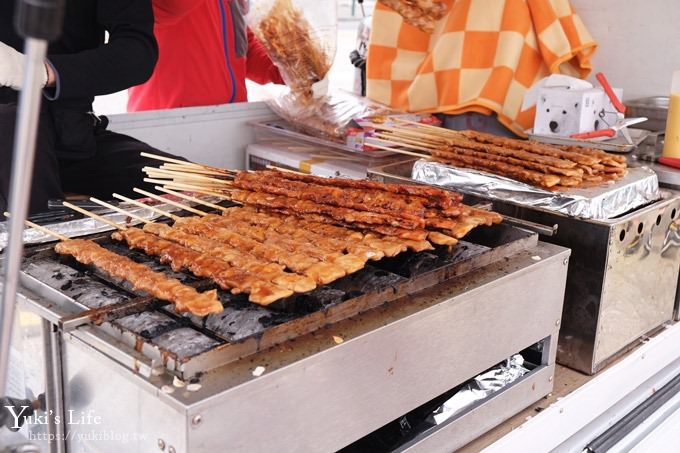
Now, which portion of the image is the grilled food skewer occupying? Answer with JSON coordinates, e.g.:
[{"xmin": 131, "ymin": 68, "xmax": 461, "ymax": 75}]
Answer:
[
  {"xmin": 133, "ymin": 188, "xmax": 209, "ymax": 217},
  {"xmin": 87, "ymin": 198, "xmax": 316, "ymax": 294},
  {"xmin": 35, "ymin": 205, "xmax": 225, "ymax": 316},
  {"xmin": 65, "ymin": 201, "xmax": 294, "ymax": 305},
  {"xmin": 112, "ymin": 193, "xmax": 183, "ymax": 221},
  {"xmin": 154, "ymin": 186, "xmax": 228, "ymax": 213}
]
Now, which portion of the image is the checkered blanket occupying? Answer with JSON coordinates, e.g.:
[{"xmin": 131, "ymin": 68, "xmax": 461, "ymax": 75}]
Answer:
[{"xmin": 366, "ymin": 0, "xmax": 597, "ymax": 136}]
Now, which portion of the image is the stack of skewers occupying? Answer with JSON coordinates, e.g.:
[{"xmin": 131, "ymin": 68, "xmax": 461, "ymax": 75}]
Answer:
[
  {"xmin": 365, "ymin": 120, "xmax": 628, "ymax": 190},
  {"xmin": 19, "ymin": 158, "xmax": 503, "ymax": 318}
]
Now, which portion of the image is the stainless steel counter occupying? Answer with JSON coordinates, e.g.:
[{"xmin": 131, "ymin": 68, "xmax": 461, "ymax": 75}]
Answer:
[{"xmin": 11, "ymin": 242, "xmax": 569, "ymax": 452}]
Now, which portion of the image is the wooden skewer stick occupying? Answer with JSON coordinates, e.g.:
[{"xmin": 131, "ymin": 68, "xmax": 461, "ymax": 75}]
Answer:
[
  {"xmin": 366, "ymin": 139, "xmax": 432, "ymax": 157},
  {"xmin": 371, "ymin": 136, "xmax": 437, "ymax": 152},
  {"xmin": 4, "ymin": 212, "xmax": 68, "ymax": 241},
  {"xmin": 374, "ymin": 131, "xmax": 439, "ymax": 148},
  {"xmin": 160, "ymin": 163, "xmax": 235, "ymax": 178},
  {"xmin": 143, "ymin": 178, "xmax": 234, "ymax": 193},
  {"xmin": 373, "ymin": 128, "xmax": 447, "ymax": 146},
  {"xmin": 154, "ymin": 186, "xmax": 228, "ymax": 213},
  {"xmin": 143, "ymin": 167, "xmax": 230, "ymax": 185},
  {"xmin": 133, "ymin": 188, "xmax": 208, "ymax": 217},
  {"xmin": 112, "ymin": 193, "xmax": 181, "ymax": 221},
  {"xmin": 62, "ymin": 201, "xmax": 126, "ymax": 231},
  {"xmin": 143, "ymin": 171, "xmax": 227, "ymax": 188},
  {"xmin": 393, "ymin": 118, "xmax": 460, "ymax": 137},
  {"xmin": 140, "ymin": 152, "xmax": 209, "ymax": 169},
  {"xmin": 147, "ymin": 155, "xmax": 238, "ymax": 176},
  {"xmin": 89, "ymin": 197, "xmax": 151, "ymax": 224},
  {"xmin": 144, "ymin": 175, "xmax": 227, "ymax": 190},
  {"xmin": 266, "ymin": 165, "xmax": 306, "ymax": 175},
  {"xmin": 143, "ymin": 179, "xmax": 233, "ymax": 199},
  {"xmin": 371, "ymin": 123, "xmax": 449, "ymax": 143}
]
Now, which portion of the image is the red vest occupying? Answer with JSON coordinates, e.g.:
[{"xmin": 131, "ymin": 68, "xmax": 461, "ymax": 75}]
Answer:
[{"xmin": 128, "ymin": 0, "xmax": 283, "ymax": 111}]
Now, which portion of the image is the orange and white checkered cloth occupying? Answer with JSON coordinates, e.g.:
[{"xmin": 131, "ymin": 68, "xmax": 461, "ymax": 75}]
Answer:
[{"xmin": 366, "ymin": 0, "xmax": 597, "ymax": 136}]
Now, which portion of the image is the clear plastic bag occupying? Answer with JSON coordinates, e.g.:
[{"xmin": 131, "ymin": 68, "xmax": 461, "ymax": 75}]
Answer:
[
  {"xmin": 263, "ymin": 86, "xmax": 391, "ymax": 142},
  {"xmin": 249, "ymin": 0, "xmax": 337, "ymax": 100}
]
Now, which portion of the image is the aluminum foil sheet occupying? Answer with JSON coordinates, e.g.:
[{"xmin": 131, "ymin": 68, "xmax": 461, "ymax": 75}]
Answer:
[
  {"xmin": 412, "ymin": 160, "xmax": 660, "ymax": 220},
  {"xmin": 0, "ymin": 203, "xmax": 182, "ymax": 252},
  {"xmin": 429, "ymin": 354, "xmax": 529, "ymax": 425}
]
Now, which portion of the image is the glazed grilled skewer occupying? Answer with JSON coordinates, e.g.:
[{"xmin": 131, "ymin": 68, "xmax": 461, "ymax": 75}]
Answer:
[
  {"xmin": 217, "ymin": 206, "xmax": 433, "ymax": 255},
  {"xmin": 230, "ymin": 190, "xmax": 426, "ymax": 230},
  {"xmin": 232, "ymin": 171, "xmax": 429, "ymax": 220},
  {"xmin": 141, "ymin": 223, "xmax": 316, "ymax": 293},
  {"xmin": 171, "ymin": 217, "xmax": 347, "ymax": 284},
  {"xmin": 55, "ymin": 239, "xmax": 223, "ymax": 316},
  {"xmin": 111, "ymin": 228, "xmax": 294, "ymax": 305},
  {"xmin": 26, "ymin": 204, "xmax": 224, "ymax": 317},
  {"xmin": 258, "ymin": 169, "xmax": 462, "ymax": 209}
]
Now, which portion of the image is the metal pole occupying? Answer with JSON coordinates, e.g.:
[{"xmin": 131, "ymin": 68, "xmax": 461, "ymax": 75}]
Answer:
[
  {"xmin": 0, "ymin": 0, "xmax": 65, "ymax": 394},
  {"xmin": 0, "ymin": 38, "xmax": 49, "ymax": 394},
  {"xmin": 42, "ymin": 319, "xmax": 65, "ymax": 453}
]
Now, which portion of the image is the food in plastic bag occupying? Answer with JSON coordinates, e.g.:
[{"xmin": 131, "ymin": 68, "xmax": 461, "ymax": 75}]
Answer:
[
  {"xmin": 251, "ymin": 0, "xmax": 336, "ymax": 100},
  {"xmin": 264, "ymin": 87, "xmax": 391, "ymax": 142},
  {"xmin": 378, "ymin": 0, "xmax": 448, "ymax": 33}
]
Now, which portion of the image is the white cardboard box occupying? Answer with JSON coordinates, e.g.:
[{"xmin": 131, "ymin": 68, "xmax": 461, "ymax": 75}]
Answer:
[
  {"xmin": 534, "ymin": 87, "xmax": 604, "ymax": 136},
  {"xmin": 246, "ymin": 143, "xmax": 370, "ymax": 179}
]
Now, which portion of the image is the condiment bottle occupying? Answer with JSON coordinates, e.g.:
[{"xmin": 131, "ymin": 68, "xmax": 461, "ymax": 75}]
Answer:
[{"xmin": 662, "ymin": 71, "xmax": 680, "ymax": 158}]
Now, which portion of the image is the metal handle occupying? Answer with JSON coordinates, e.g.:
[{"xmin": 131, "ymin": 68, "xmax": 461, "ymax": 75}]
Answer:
[{"xmin": 502, "ymin": 215, "xmax": 558, "ymax": 237}]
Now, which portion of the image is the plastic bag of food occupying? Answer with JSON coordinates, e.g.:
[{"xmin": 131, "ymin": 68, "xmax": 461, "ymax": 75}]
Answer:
[
  {"xmin": 250, "ymin": 0, "xmax": 337, "ymax": 100},
  {"xmin": 378, "ymin": 0, "xmax": 448, "ymax": 33},
  {"xmin": 263, "ymin": 86, "xmax": 392, "ymax": 143}
]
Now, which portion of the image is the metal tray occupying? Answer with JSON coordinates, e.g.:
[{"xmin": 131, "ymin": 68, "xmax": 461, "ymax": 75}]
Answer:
[
  {"xmin": 369, "ymin": 159, "xmax": 660, "ymax": 220},
  {"xmin": 528, "ymin": 128, "xmax": 649, "ymax": 153},
  {"xmin": 250, "ymin": 118, "xmax": 398, "ymax": 158}
]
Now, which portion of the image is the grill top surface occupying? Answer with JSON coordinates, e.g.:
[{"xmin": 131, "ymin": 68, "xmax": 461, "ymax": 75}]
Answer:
[{"xmin": 20, "ymin": 221, "xmax": 536, "ymax": 377}]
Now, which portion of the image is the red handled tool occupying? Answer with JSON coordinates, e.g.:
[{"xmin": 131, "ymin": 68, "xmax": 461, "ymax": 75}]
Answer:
[
  {"xmin": 658, "ymin": 156, "xmax": 680, "ymax": 169},
  {"xmin": 571, "ymin": 117, "xmax": 647, "ymax": 140},
  {"xmin": 596, "ymin": 72, "xmax": 627, "ymax": 115}
]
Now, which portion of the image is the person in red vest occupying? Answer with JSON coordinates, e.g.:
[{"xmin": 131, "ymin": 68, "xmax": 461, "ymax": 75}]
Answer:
[{"xmin": 128, "ymin": 0, "xmax": 284, "ymax": 111}]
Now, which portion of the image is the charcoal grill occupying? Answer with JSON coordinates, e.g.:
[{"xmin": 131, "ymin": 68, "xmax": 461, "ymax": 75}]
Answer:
[{"xmin": 7, "ymin": 215, "xmax": 570, "ymax": 452}]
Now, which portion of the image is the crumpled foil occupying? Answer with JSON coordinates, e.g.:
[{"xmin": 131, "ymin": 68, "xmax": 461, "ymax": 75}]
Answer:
[
  {"xmin": 0, "ymin": 204, "xmax": 178, "ymax": 252},
  {"xmin": 412, "ymin": 160, "xmax": 660, "ymax": 220},
  {"xmin": 429, "ymin": 354, "xmax": 529, "ymax": 425}
]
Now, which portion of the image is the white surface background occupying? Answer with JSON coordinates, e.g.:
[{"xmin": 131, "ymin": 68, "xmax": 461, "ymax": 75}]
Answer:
[{"xmin": 571, "ymin": 0, "xmax": 680, "ymax": 100}]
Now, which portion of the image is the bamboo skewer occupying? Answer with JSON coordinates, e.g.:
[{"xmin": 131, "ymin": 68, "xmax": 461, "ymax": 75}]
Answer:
[
  {"xmin": 112, "ymin": 193, "xmax": 181, "ymax": 222},
  {"xmin": 143, "ymin": 167, "xmax": 230, "ymax": 185},
  {"xmin": 140, "ymin": 152, "xmax": 208, "ymax": 169},
  {"xmin": 370, "ymin": 123, "xmax": 445, "ymax": 139},
  {"xmin": 393, "ymin": 118, "xmax": 458, "ymax": 137},
  {"xmin": 154, "ymin": 186, "xmax": 228, "ymax": 213},
  {"xmin": 144, "ymin": 179, "xmax": 234, "ymax": 200},
  {"xmin": 133, "ymin": 188, "xmax": 208, "ymax": 217},
  {"xmin": 374, "ymin": 132, "xmax": 439, "ymax": 149},
  {"xmin": 89, "ymin": 197, "xmax": 152, "ymax": 224},
  {"xmin": 4, "ymin": 212, "xmax": 68, "ymax": 241},
  {"xmin": 266, "ymin": 165, "xmax": 305, "ymax": 175},
  {"xmin": 160, "ymin": 163, "xmax": 235, "ymax": 178},
  {"xmin": 364, "ymin": 141, "xmax": 430, "ymax": 159},
  {"xmin": 62, "ymin": 201, "xmax": 126, "ymax": 231},
  {"xmin": 369, "ymin": 137, "xmax": 435, "ymax": 153},
  {"xmin": 143, "ymin": 178, "xmax": 233, "ymax": 193}
]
